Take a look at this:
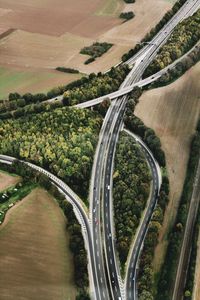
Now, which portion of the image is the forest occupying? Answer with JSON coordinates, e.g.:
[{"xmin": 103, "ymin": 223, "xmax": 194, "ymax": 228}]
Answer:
[
  {"xmin": 124, "ymin": 114, "xmax": 166, "ymax": 167},
  {"xmin": 63, "ymin": 65, "xmax": 129, "ymax": 105},
  {"xmin": 0, "ymin": 65, "xmax": 129, "ymax": 120},
  {"xmin": 113, "ymin": 132, "xmax": 151, "ymax": 268},
  {"xmin": 0, "ymin": 107, "xmax": 102, "ymax": 199},
  {"xmin": 122, "ymin": 93, "xmax": 170, "ymax": 299},
  {"xmin": 150, "ymin": 43, "xmax": 200, "ymax": 88},
  {"xmin": 137, "ymin": 175, "xmax": 169, "ymax": 300},
  {"xmin": 144, "ymin": 9, "xmax": 200, "ymax": 77}
]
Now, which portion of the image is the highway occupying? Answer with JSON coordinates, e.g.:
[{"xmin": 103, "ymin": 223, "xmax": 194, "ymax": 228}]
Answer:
[
  {"xmin": 90, "ymin": 1, "xmax": 200, "ymax": 300},
  {"xmin": 0, "ymin": 154, "xmax": 100, "ymax": 300},
  {"xmin": 1, "ymin": 2, "xmax": 200, "ymax": 300},
  {"xmin": 75, "ymin": 39, "xmax": 200, "ymax": 109},
  {"xmin": 47, "ymin": 1, "xmax": 200, "ymax": 106},
  {"xmin": 123, "ymin": 131, "xmax": 161, "ymax": 300},
  {"xmin": 172, "ymin": 158, "xmax": 200, "ymax": 300}
]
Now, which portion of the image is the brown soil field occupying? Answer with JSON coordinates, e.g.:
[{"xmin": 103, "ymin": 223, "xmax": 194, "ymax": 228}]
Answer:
[
  {"xmin": 92, "ymin": 0, "xmax": 172, "ymax": 73},
  {"xmin": 0, "ymin": 187, "xmax": 77, "ymax": 300},
  {"xmin": 135, "ymin": 62, "xmax": 200, "ymax": 274},
  {"xmin": 0, "ymin": 171, "xmax": 20, "ymax": 191},
  {"xmin": 0, "ymin": 0, "xmax": 116, "ymax": 37},
  {"xmin": 0, "ymin": 0, "xmax": 172, "ymax": 97}
]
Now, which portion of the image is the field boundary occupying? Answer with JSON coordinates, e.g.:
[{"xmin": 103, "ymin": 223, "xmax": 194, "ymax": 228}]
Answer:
[{"xmin": 0, "ymin": 28, "xmax": 15, "ymax": 40}]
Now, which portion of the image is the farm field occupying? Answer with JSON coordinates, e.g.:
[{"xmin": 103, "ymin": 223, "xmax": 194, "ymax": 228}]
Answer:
[
  {"xmin": 0, "ymin": 170, "xmax": 20, "ymax": 191},
  {"xmin": 0, "ymin": 187, "xmax": 76, "ymax": 300},
  {"xmin": 0, "ymin": 0, "xmax": 172, "ymax": 98},
  {"xmin": 0, "ymin": 66, "xmax": 82, "ymax": 99},
  {"xmin": 135, "ymin": 62, "xmax": 200, "ymax": 274}
]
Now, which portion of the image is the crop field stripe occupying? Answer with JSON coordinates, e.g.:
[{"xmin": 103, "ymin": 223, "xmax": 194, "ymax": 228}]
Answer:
[{"xmin": 95, "ymin": 0, "xmax": 123, "ymax": 16}]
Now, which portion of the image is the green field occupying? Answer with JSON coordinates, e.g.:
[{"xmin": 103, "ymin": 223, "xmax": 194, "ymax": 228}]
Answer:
[
  {"xmin": 0, "ymin": 66, "xmax": 81, "ymax": 100},
  {"xmin": 95, "ymin": 0, "xmax": 123, "ymax": 16},
  {"xmin": 164, "ymin": 0, "xmax": 176, "ymax": 3}
]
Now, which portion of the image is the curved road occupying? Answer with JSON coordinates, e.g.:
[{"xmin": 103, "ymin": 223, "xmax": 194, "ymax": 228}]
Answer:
[
  {"xmin": 75, "ymin": 39, "xmax": 200, "ymax": 110},
  {"xmin": 91, "ymin": 1, "xmax": 200, "ymax": 300},
  {"xmin": 0, "ymin": 154, "xmax": 100, "ymax": 300},
  {"xmin": 1, "ymin": 2, "xmax": 200, "ymax": 300},
  {"xmin": 123, "ymin": 131, "xmax": 161, "ymax": 300}
]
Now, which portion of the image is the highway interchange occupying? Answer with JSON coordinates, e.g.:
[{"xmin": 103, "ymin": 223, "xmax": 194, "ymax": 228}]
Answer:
[
  {"xmin": 89, "ymin": 1, "xmax": 200, "ymax": 300},
  {"xmin": 1, "ymin": 1, "xmax": 200, "ymax": 300}
]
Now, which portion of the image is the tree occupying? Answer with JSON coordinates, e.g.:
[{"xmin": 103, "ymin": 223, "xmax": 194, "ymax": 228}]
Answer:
[
  {"xmin": 76, "ymin": 291, "xmax": 90, "ymax": 300},
  {"xmin": 9, "ymin": 92, "xmax": 21, "ymax": 101},
  {"xmin": 184, "ymin": 290, "xmax": 191, "ymax": 298}
]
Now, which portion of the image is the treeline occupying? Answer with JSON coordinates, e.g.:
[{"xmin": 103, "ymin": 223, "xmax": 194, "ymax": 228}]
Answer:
[
  {"xmin": 123, "ymin": 93, "xmax": 169, "ymax": 299},
  {"xmin": 124, "ymin": 114, "xmax": 166, "ymax": 167},
  {"xmin": 61, "ymin": 200, "xmax": 89, "ymax": 289},
  {"xmin": 56, "ymin": 67, "xmax": 79, "ymax": 74},
  {"xmin": 0, "ymin": 179, "xmax": 35, "ymax": 224},
  {"xmin": 0, "ymin": 160, "xmax": 90, "ymax": 299},
  {"xmin": 4, "ymin": 71, "xmax": 99, "ymax": 102},
  {"xmin": 124, "ymin": 0, "xmax": 135, "ymax": 3},
  {"xmin": 63, "ymin": 65, "xmax": 129, "ymax": 105},
  {"xmin": 149, "ymin": 43, "xmax": 200, "ymax": 89},
  {"xmin": 0, "ymin": 100, "xmax": 63, "ymax": 120},
  {"xmin": 113, "ymin": 132, "xmax": 151, "ymax": 268},
  {"xmin": 94, "ymin": 98, "xmax": 111, "ymax": 117},
  {"xmin": 138, "ymin": 174, "xmax": 170, "ymax": 300},
  {"xmin": 80, "ymin": 42, "xmax": 113, "ymax": 64},
  {"xmin": 121, "ymin": 0, "xmax": 188, "ymax": 62},
  {"xmin": 0, "ymin": 107, "xmax": 102, "ymax": 199},
  {"xmin": 120, "ymin": 11, "xmax": 135, "ymax": 21},
  {"xmin": 156, "ymin": 119, "xmax": 200, "ymax": 300},
  {"xmin": 144, "ymin": 9, "xmax": 200, "ymax": 77},
  {"xmin": 0, "ymin": 65, "xmax": 129, "ymax": 120},
  {"xmin": 184, "ymin": 205, "xmax": 200, "ymax": 300}
]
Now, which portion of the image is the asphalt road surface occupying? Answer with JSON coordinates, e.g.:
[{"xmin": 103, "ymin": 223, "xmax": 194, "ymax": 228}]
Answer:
[{"xmin": 1, "ymin": 2, "xmax": 200, "ymax": 300}]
